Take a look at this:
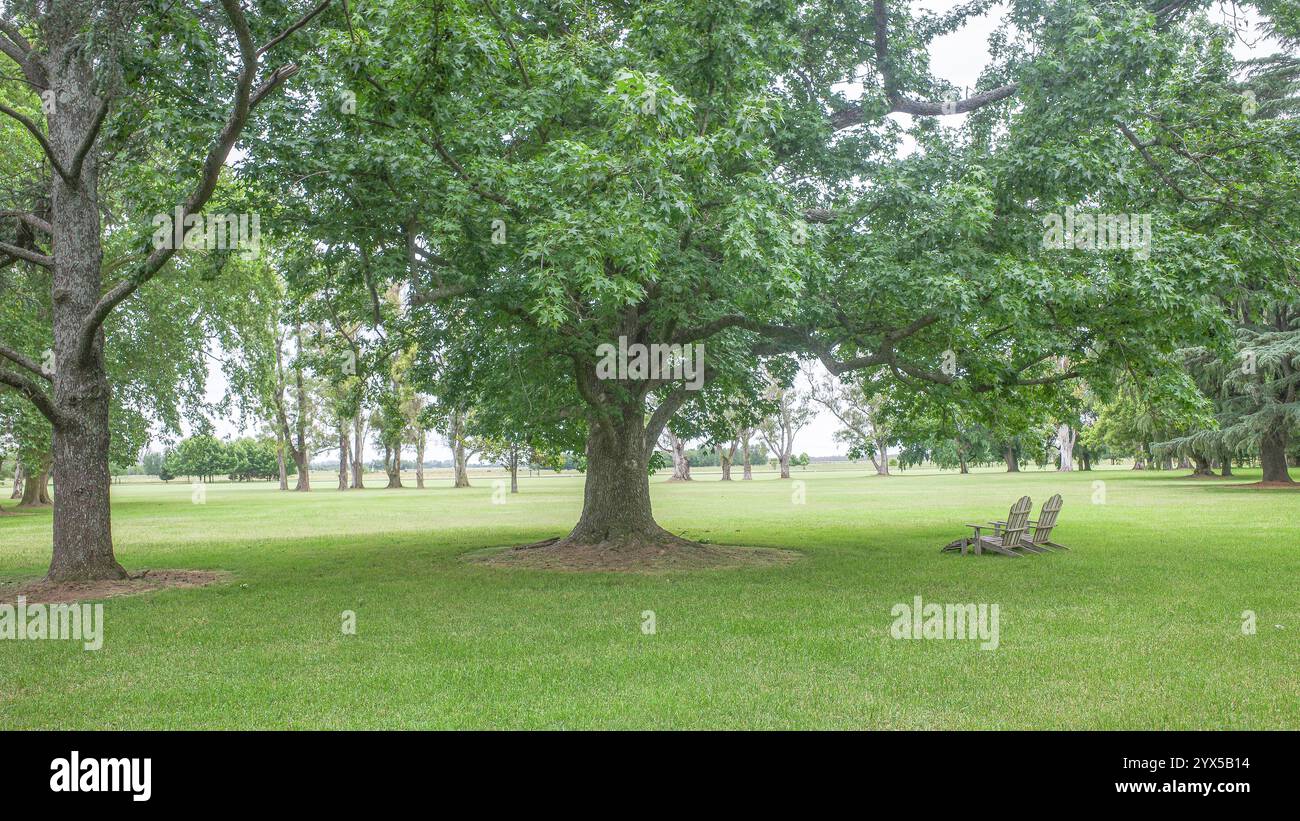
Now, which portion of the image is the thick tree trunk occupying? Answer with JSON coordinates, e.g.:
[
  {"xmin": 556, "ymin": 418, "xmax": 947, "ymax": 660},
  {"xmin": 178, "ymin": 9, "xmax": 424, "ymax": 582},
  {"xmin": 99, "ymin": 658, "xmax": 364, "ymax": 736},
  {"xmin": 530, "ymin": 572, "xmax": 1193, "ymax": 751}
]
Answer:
[
  {"xmin": 1004, "ymin": 446, "xmax": 1019, "ymax": 472},
  {"xmin": 1260, "ymin": 424, "xmax": 1294, "ymax": 483},
  {"xmin": 1080, "ymin": 450, "xmax": 1092, "ymax": 471},
  {"xmin": 779, "ymin": 453, "xmax": 791, "ymax": 479},
  {"xmin": 351, "ymin": 414, "xmax": 366, "ymax": 488},
  {"xmin": 564, "ymin": 420, "xmax": 667, "ymax": 545},
  {"xmin": 45, "ymin": 64, "xmax": 126, "ymax": 582},
  {"xmin": 338, "ymin": 426, "xmax": 350, "ymax": 491},
  {"xmin": 958, "ymin": 455, "xmax": 969, "ymax": 474},
  {"xmin": 1220, "ymin": 452, "xmax": 1234, "ymax": 478},
  {"xmin": 1191, "ymin": 453, "xmax": 1214, "ymax": 476},
  {"xmin": 19, "ymin": 461, "xmax": 52, "ymax": 507}
]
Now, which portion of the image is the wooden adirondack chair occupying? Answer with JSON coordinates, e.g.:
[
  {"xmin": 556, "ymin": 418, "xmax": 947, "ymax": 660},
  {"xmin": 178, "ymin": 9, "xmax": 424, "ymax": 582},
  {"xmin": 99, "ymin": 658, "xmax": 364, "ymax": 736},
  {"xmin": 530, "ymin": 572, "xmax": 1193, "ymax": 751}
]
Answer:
[
  {"xmin": 1026, "ymin": 493, "xmax": 1068, "ymax": 550},
  {"xmin": 990, "ymin": 493, "xmax": 1067, "ymax": 550},
  {"xmin": 942, "ymin": 496, "xmax": 1034, "ymax": 557}
]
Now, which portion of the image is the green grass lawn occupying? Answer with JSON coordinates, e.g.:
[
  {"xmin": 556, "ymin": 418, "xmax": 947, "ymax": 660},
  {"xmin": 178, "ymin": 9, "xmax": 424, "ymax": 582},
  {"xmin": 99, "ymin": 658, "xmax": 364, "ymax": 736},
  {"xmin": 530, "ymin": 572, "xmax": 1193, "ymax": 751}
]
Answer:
[{"xmin": 2, "ymin": 464, "xmax": 1297, "ymax": 729}]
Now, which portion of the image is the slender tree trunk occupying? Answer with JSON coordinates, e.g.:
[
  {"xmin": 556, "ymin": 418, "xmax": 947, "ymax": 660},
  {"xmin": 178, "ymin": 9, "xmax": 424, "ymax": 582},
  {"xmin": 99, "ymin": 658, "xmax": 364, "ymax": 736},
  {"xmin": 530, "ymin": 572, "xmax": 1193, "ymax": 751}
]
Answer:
[
  {"xmin": 291, "ymin": 327, "xmax": 310, "ymax": 492},
  {"xmin": 1260, "ymin": 424, "xmax": 1294, "ymax": 483},
  {"xmin": 10, "ymin": 462, "xmax": 23, "ymax": 499},
  {"xmin": 873, "ymin": 437, "xmax": 891, "ymax": 475},
  {"xmin": 741, "ymin": 429, "xmax": 753, "ymax": 480},
  {"xmin": 958, "ymin": 455, "xmax": 969, "ymax": 474},
  {"xmin": 276, "ymin": 433, "xmax": 288, "ymax": 490},
  {"xmin": 351, "ymin": 414, "xmax": 366, "ymax": 488},
  {"xmin": 779, "ymin": 453, "xmax": 791, "ymax": 479},
  {"xmin": 451, "ymin": 411, "xmax": 471, "ymax": 487},
  {"xmin": 1004, "ymin": 446, "xmax": 1019, "ymax": 472},
  {"xmin": 338, "ymin": 426, "xmax": 350, "ymax": 491},
  {"xmin": 415, "ymin": 431, "xmax": 426, "ymax": 489},
  {"xmin": 510, "ymin": 450, "xmax": 518, "ymax": 494}
]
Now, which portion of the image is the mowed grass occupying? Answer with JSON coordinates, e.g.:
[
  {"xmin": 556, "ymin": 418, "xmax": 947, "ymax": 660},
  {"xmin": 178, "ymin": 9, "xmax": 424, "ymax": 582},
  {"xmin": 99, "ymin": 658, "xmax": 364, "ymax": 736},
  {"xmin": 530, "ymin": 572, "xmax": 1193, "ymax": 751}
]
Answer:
[{"xmin": 1, "ymin": 464, "xmax": 1297, "ymax": 729}]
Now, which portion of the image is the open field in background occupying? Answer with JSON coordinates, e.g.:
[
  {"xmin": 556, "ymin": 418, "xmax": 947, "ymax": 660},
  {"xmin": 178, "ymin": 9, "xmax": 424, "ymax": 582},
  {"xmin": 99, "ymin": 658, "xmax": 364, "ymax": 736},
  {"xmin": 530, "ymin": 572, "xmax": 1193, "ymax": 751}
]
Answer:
[{"xmin": 2, "ymin": 466, "xmax": 1297, "ymax": 729}]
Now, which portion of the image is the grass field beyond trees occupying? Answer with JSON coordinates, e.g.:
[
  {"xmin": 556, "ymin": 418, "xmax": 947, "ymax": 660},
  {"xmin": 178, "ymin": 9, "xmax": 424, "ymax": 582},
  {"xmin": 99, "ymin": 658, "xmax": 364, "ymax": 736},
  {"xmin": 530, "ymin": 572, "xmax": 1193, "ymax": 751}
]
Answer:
[{"xmin": 2, "ymin": 465, "xmax": 1297, "ymax": 729}]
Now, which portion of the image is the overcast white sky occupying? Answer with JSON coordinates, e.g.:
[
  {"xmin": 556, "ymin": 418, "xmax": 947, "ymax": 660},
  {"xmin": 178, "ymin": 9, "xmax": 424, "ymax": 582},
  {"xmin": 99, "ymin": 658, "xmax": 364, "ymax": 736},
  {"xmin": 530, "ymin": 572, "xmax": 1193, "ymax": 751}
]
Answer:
[{"xmin": 193, "ymin": 1, "xmax": 1277, "ymax": 462}]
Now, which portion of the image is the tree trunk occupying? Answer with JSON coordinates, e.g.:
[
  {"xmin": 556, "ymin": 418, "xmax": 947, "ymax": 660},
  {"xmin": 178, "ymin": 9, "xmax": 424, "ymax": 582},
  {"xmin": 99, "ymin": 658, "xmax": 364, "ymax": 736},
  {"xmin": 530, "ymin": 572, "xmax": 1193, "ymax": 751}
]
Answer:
[
  {"xmin": 451, "ymin": 411, "xmax": 471, "ymax": 488},
  {"xmin": 19, "ymin": 460, "xmax": 52, "ymax": 507},
  {"xmin": 1004, "ymin": 446, "xmax": 1019, "ymax": 472},
  {"xmin": 872, "ymin": 438, "xmax": 891, "ymax": 475},
  {"xmin": 1191, "ymin": 453, "xmax": 1214, "ymax": 476},
  {"xmin": 383, "ymin": 442, "xmax": 403, "ymax": 488},
  {"xmin": 44, "ymin": 63, "xmax": 126, "ymax": 581},
  {"xmin": 276, "ymin": 433, "xmax": 288, "ymax": 490},
  {"xmin": 564, "ymin": 419, "xmax": 667, "ymax": 545},
  {"xmin": 510, "ymin": 451, "xmax": 518, "ymax": 494},
  {"xmin": 667, "ymin": 431, "xmax": 691, "ymax": 480},
  {"xmin": 1220, "ymin": 452, "xmax": 1234, "ymax": 478},
  {"xmin": 741, "ymin": 430, "xmax": 753, "ymax": 480},
  {"xmin": 779, "ymin": 453, "xmax": 791, "ymax": 479},
  {"xmin": 1056, "ymin": 423, "xmax": 1076, "ymax": 471},
  {"xmin": 719, "ymin": 439, "xmax": 737, "ymax": 480},
  {"xmin": 1080, "ymin": 449, "xmax": 1092, "ymax": 471},
  {"xmin": 293, "ymin": 449, "xmax": 311, "ymax": 491},
  {"xmin": 351, "ymin": 414, "xmax": 366, "ymax": 488},
  {"xmin": 338, "ymin": 426, "xmax": 350, "ymax": 491},
  {"xmin": 958, "ymin": 455, "xmax": 969, "ymax": 474},
  {"xmin": 10, "ymin": 462, "xmax": 23, "ymax": 499},
  {"xmin": 1260, "ymin": 424, "xmax": 1294, "ymax": 483},
  {"xmin": 415, "ymin": 431, "xmax": 426, "ymax": 489}
]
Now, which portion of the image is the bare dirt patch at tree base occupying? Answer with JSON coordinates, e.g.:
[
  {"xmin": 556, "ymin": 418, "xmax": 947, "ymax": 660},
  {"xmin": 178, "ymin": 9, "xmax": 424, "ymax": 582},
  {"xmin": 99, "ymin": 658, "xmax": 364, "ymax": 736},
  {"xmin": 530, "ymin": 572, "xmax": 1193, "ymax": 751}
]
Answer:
[
  {"xmin": 0, "ymin": 570, "xmax": 231, "ymax": 605},
  {"xmin": 470, "ymin": 537, "xmax": 801, "ymax": 572}
]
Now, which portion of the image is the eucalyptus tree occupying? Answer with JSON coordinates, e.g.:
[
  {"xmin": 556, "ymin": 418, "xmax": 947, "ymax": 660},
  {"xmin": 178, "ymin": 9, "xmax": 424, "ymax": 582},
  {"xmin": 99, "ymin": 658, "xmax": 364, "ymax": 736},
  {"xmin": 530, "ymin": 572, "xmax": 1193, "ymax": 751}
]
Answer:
[{"xmin": 0, "ymin": 0, "xmax": 334, "ymax": 579}]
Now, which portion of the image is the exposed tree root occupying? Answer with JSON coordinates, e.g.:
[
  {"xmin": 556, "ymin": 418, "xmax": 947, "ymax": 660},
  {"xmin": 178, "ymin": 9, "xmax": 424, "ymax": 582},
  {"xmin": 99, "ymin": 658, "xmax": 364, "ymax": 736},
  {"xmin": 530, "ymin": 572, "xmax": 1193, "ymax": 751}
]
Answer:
[{"xmin": 475, "ymin": 530, "xmax": 800, "ymax": 572}]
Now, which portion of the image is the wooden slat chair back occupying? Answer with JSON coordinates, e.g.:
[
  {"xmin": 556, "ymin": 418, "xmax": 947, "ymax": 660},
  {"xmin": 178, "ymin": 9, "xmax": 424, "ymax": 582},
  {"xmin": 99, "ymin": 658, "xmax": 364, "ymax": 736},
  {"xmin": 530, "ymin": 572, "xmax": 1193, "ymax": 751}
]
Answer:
[
  {"xmin": 1029, "ymin": 493, "xmax": 1068, "ymax": 549},
  {"xmin": 999, "ymin": 496, "xmax": 1033, "ymax": 549}
]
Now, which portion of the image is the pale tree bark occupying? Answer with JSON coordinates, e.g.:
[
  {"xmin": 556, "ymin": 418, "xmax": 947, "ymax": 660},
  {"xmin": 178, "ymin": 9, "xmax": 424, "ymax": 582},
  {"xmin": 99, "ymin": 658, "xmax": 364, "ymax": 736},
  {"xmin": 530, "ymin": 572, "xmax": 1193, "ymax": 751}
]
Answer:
[
  {"xmin": 719, "ymin": 437, "xmax": 738, "ymax": 480},
  {"xmin": 9, "ymin": 461, "xmax": 23, "ymax": 499},
  {"xmin": 351, "ymin": 413, "xmax": 366, "ymax": 488},
  {"xmin": 449, "ymin": 410, "xmax": 474, "ymax": 488},
  {"xmin": 1056, "ymin": 423, "xmax": 1077, "ymax": 472},
  {"xmin": 741, "ymin": 428, "xmax": 754, "ymax": 480},
  {"xmin": 663, "ymin": 430, "xmax": 691, "ymax": 480},
  {"xmin": 415, "ymin": 429, "xmax": 426, "ymax": 489}
]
